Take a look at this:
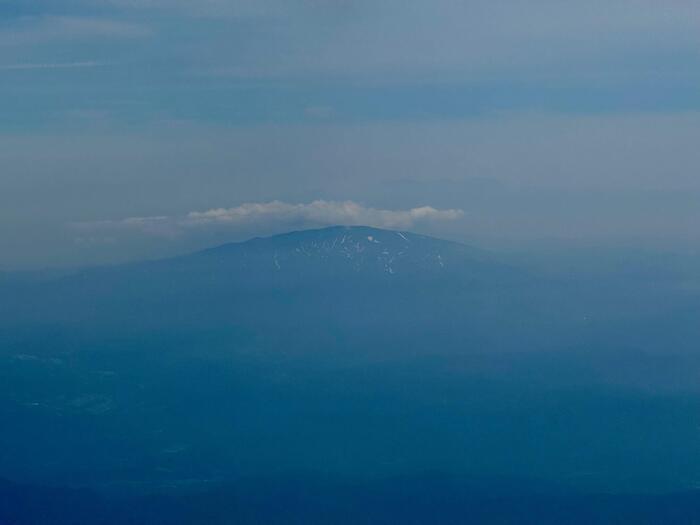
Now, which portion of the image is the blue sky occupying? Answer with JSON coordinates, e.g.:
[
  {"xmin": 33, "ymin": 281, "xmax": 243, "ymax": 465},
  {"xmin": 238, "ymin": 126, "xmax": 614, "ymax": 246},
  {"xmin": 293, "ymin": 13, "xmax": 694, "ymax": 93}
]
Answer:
[{"xmin": 2, "ymin": 1, "xmax": 700, "ymax": 268}]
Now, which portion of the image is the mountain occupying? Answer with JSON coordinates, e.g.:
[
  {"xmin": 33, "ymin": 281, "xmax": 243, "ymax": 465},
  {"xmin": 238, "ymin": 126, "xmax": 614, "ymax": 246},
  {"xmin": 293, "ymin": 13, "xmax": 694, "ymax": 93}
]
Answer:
[
  {"xmin": 4, "ymin": 226, "xmax": 700, "ymax": 496},
  {"xmin": 80, "ymin": 225, "xmax": 512, "ymax": 291},
  {"xmin": 1, "ymin": 226, "xmax": 526, "ymax": 336},
  {"xmin": 192, "ymin": 225, "xmax": 492, "ymax": 280}
]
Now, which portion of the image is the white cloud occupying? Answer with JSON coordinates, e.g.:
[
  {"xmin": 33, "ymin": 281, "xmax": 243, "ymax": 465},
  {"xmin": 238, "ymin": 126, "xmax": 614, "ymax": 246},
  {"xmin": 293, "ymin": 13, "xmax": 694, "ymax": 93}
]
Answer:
[
  {"xmin": 74, "ymin": 200, "xmax": 464, "ymax": 238},
  {"xmin": 185, "ymin": 201, "xmax": 463, "ymax": 228}
]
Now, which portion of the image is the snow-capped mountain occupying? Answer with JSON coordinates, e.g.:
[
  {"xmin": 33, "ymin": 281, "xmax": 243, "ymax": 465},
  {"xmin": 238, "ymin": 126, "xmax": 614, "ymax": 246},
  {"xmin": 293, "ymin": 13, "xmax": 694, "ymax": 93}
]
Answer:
[
  {"xmin": 192, "ymin": 225, "xmax": 490, "ymax": 278},
  {"xmin": 0, "ymin": 226, "xmax": 521, "ymax": 334}
]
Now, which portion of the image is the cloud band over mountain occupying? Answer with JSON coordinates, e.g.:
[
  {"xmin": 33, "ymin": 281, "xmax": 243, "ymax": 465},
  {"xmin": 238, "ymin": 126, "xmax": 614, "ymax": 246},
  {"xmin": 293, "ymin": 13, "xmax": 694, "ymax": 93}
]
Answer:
[{"xmin": 73, "ymin": 200, "xmax": 464, "ymax": 239}]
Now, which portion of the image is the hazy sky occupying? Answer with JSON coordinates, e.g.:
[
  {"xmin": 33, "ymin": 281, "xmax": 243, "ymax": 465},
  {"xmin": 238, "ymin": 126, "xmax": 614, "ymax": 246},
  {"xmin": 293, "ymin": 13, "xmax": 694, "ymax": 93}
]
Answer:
[{"xmin": 2, "ymin": 0, "xmax": 700, "ymax": 269}]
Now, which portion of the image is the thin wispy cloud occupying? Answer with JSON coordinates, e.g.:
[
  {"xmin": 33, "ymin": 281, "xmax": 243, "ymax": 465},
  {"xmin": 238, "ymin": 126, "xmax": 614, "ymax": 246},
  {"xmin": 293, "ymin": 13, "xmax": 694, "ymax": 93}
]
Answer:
[
  {"xmin": 0, "ymin": 15, "xmax": 151, "ymax": 47},
  {"xmin": 183, "ymin": 0, "xmax": 700, "ymax": 83},
  {"xmin": 79, "ymin": 0, "xmax": 294, "ymax": 17},
  {"xmin": 0, "ymin": 61, "xmax": 106, "ymax": 71}
]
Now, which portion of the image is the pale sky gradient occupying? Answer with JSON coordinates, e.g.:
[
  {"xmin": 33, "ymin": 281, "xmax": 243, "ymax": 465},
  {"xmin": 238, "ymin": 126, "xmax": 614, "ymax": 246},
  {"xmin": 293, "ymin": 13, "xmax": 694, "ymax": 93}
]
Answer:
[{"xmin": 2, "ymin": 1, "xmax": 700, "ymax": 268}]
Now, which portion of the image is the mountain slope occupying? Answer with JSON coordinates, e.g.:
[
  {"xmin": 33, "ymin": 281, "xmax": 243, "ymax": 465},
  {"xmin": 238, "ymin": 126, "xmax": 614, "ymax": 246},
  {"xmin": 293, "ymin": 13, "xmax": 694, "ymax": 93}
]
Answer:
[{"xmin": 193, "ymin": 225, "xmax": 489, "ymax": 279}]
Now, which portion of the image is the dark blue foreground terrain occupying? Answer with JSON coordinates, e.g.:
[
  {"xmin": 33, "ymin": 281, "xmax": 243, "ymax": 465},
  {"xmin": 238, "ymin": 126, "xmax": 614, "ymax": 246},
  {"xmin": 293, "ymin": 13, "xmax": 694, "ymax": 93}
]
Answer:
[{"xmin": 5, "ymin": 476, "xmax": 700, "ymax": 525}]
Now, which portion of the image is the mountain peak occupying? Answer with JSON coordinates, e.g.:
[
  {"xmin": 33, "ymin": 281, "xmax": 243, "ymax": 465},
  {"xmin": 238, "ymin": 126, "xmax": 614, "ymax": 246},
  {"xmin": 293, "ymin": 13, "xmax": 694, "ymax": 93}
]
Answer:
[
  {"xmin": 195, "ymin": 225, "xmax": 480, "ymax": 278},
  {"xmin": 256, "ymin": 225, "xmax": 426, "ymax": 246}
]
